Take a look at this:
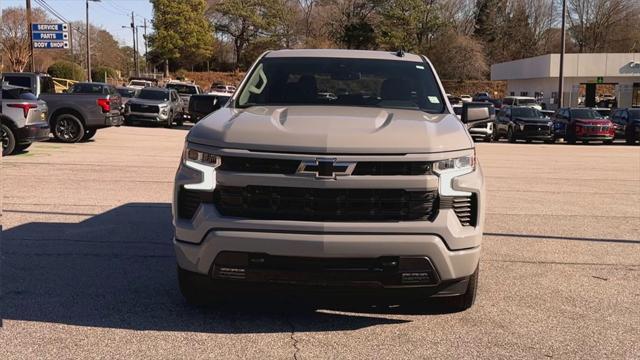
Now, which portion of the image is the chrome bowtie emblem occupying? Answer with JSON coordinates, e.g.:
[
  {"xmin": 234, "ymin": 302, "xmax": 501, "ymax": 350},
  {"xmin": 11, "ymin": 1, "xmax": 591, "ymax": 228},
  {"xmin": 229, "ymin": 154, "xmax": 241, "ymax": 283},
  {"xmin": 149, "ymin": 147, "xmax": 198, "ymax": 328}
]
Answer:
[{"xmin": 297, "ymin": 158, "xmax": 356, "ymax": 179}]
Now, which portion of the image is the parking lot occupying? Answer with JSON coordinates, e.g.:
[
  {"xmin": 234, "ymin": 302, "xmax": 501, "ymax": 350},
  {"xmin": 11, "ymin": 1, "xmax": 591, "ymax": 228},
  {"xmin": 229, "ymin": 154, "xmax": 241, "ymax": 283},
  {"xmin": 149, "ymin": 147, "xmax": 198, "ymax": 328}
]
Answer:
[{"xmin": 2, "ymin": 126, "xmax": 639, "ymax": 359}]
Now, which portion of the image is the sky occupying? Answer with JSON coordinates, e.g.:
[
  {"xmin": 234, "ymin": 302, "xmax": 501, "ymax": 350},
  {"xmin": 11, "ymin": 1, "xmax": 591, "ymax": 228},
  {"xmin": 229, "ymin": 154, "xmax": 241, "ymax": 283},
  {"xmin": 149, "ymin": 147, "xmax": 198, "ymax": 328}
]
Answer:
[{"xmin": 2, "ymin": 0, "xmax": 154, "ymax": 48}]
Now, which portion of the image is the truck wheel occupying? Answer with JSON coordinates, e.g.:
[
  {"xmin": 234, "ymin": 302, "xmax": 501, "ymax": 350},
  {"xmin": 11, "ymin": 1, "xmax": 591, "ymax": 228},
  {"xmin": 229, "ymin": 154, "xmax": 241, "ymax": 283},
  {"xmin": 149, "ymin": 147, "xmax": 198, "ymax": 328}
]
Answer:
[
  {"xmin": 603, "ymin": 139, "xmax": 613, "ymax": 145},
  {"xmin": 491, "ymin": 130, "xmax": 499, "ymax": 142},
  {"xmin": 15, "ymin": 143, "xmax": 32, "ymax": 152},
  {"xmin": 447, "ymin": 266, "xmax": 479, "ymax": 312},
  {"xmin": 507, "ymin": 127, "xmax": 516, "ymax": 143},
  {"xmin": 53, "ymin": 114, "xmax": 85, "ymax": 143},
  {"xmin": 177, "ymin": 266, "xmax": 217, "ymax": 305},
  {"xmin": 82, "ymin": 129, "xmax": 97, "ymax": 141},
  {"xmin": 625, "ymin": 127, "xmax": 637, "ymax": 144},
  {"xmin": 1, "ymin": 123, "xmax": 16, "ymax": 156}
]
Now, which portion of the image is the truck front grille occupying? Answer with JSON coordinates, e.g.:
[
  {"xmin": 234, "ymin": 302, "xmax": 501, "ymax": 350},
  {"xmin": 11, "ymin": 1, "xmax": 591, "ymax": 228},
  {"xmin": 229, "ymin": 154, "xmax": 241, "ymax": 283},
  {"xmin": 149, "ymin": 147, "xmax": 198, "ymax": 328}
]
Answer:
[
  {"xmin": 440, "ymin": 195, "xmax": 477, "ymax": 227},
  {"xmin": 213, "ymin": 185, "xmax": 438, "ymax": 222},
  {"xmin": 129, "ymin": 104, "xmax": 159, "ymax": 114},
  {"xmin": 218, "ymin": 156, "xmax": 433, "ymax": 176}
]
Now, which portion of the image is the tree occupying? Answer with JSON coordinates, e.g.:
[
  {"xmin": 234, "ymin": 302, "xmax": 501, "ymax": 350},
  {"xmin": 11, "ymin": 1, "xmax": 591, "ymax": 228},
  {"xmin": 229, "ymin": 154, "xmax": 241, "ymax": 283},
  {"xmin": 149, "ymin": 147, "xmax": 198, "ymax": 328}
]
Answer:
[
  {"xmin": 429, "ymin": 31, "xmax": 488, "ymax": 80},
  {"xmin": 47, "ymin": 61, "xmax": 84, "ymax": 81},
  {"xmin": 0, "ymin": 7, "xmax": 49, "ymax": 72},
  {"xmin": 209, "ymin": 0, "xmax": 281, "ymax": 68},
  {"xmin": 325, "ymin": 0, "xmax": 382, "ymax": 49},
  {"xmin": 377, "ymin": 0, "xmax": 442, "ymax": 52},
  {"xmin": 567, "ymin": 0, "xmax": 636, "ymax": 53},
  {"xmin": 148, "ymin": 0, "xmax": 214, "ymax": 73}
]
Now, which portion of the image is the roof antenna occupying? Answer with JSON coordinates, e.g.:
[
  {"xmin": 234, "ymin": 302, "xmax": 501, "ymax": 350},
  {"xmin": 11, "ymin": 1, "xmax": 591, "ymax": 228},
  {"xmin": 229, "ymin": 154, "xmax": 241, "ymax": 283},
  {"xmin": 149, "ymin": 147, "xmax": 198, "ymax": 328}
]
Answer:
[{"xmin": 396, "ymin": 49, "xmax": 405, "ymax": 57}]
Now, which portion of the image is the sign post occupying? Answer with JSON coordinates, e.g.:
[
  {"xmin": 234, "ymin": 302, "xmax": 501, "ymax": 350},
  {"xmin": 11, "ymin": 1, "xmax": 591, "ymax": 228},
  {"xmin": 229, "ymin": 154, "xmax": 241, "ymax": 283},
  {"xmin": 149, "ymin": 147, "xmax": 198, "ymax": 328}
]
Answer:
[{"xmin": 31, "ymin": 23, "xmax": 71, "ymax": 50}]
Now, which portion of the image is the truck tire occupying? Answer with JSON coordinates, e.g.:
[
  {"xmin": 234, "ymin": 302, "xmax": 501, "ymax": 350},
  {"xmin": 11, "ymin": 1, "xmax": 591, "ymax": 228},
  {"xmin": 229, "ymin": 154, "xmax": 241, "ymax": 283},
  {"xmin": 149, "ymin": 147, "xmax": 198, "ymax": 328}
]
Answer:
[
  {"xmin": 15, "ymin": 143, "xmax": 32, "ymax": 152},
  {"xmin": 177, "ymin": 266, "xmax": 217, "ymax": 305},
  {"xmin": 1, "ymin": 123, "xmax": 16, "ymax": 156},
  {"xmin": 82, "ymin": 129, "xmax": 97, "ymax": 141},
  {"xmin": 53, "ymin": 114, "xmax": 85, "ymax": 143},
  {"xmin": 507, "ymin": 127, "xmax": 516, "ymax": 143},
  {"xmin": 447, "ymin": 265, "xmax": 479, "ymax": 312},
  {"xmin": 626, "ymin": 126, "xmax": 637, "ymax": 145}
]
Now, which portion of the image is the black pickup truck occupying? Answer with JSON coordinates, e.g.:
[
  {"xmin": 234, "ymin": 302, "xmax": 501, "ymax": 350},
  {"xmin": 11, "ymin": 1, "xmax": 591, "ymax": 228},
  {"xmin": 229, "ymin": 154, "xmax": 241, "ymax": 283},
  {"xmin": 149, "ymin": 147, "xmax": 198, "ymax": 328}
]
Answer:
[{"xmin": 1, "ymin": 73, "xmax": 123, "ymax": 142}]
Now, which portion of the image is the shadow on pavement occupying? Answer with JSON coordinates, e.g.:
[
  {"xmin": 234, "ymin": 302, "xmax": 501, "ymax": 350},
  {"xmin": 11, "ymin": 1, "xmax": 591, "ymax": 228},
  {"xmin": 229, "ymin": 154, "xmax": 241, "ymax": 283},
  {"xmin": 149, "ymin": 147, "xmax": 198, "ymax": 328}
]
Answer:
[{"xmin": 2, "ymin": 203, "xmax": 411, "ymax": 333}]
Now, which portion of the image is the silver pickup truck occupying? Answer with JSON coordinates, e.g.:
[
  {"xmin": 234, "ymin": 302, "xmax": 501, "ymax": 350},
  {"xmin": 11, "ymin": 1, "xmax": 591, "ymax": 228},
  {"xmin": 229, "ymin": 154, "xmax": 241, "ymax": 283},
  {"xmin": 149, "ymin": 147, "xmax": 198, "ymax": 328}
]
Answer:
[
  {"xmin": 172, "ymin": 49, "xmax": 490, "ymax": 311},
  {"xmin": 1, "ymin": 84, "xmax": 49, "ymax": 155},
  {"xmin": 1, "ymin": 73, "xmax": 123, "ymax": 142}
]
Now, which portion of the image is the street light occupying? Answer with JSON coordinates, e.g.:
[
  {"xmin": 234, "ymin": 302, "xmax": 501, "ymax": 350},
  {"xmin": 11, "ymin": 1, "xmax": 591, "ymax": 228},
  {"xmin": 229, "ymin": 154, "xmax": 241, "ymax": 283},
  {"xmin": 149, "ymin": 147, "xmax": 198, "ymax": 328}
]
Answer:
[{"xmin": 86, "ymin": 0, "xmax": 100, "ymax": 82}]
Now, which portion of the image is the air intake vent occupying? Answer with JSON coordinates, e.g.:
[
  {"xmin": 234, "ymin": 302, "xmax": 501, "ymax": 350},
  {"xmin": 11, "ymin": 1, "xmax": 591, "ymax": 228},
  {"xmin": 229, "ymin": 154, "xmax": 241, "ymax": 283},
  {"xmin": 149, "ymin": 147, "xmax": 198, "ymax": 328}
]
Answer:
[
  {"xmin": 440, "ymin": 194, "xmax": 477, "ymax": 227},
  {"xmin": 177, "ymin": 187, "xmax": 213, "ymax": 219}
]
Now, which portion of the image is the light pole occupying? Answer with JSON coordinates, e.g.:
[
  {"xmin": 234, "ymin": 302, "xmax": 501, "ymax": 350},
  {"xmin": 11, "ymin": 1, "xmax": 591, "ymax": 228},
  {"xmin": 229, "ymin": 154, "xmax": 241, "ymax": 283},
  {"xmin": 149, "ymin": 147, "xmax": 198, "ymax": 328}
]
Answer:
[
  {"xmin": 557, "ymin": 0, "xmax": 567, "ymax": 108},
  {"xmin": 86, "ymin": 0, "xmax": 100, "ymax": 82}
]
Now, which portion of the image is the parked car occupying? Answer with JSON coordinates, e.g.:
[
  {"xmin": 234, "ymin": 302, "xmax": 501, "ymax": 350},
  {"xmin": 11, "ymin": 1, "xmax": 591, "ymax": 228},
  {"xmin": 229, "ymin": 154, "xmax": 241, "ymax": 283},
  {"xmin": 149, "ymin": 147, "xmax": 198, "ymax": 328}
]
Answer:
[
  {"xmin": 1, "ymin": 85, "xmax": 49, "ymax": 155},
  {"xmin": 460, "ymin": 94, "xmax": 472, "ymax": 102},
  {"xmin": 495, "ymin": 106, "xmax": 554, "ymax": 143},
  {"xmin": 1, "ymin": 73, "xmax": 123, "ymax": 142},
  {"xmin": 116, "ymin": 86, "xmax": 139, "ymax": 105},
  {"xmin": 187, "ymin": 93, "xmax": 231, "ymax": 123},
  {"xmin": 553, "ymin": 107, "xmax": 615, "ymax": 144},
  {"xmin": 173, "ymin": 49, "xmax": 490, "ymax": 311},
  {"xmin": 128, "ymin": 79, "xmax": 155, "ymax": 89},
  {"xmin": 124, "ymin": 87, "xmax": 182, "ymax": 127},
  {"xmin": 611, "ymin": 108, "xmax": 640, "ymax": 144},
  {"xmin": 165, "ymin": 81, "xmax": 203, "ymax": 123},
  {"xmin": 472, "ymin": 92, "xmax": 491, "ymax": 102},
  {"xmin": 448, "ymin": 95, "xmax": 462, "ymax": 106},
  {"xmin": 502, "ymin": 96, "xmax": 542, "ymax": 110},
  {"xmin": 210, "ymin": 84, "xmax": 236, "ymax": 94},
  {"xmin": 487, "ymin": 98, "xmax": 502, "ymax": 109},
  {"xmin": 467, "ymin": 102, "xmax": 496, "ymax": 142}
]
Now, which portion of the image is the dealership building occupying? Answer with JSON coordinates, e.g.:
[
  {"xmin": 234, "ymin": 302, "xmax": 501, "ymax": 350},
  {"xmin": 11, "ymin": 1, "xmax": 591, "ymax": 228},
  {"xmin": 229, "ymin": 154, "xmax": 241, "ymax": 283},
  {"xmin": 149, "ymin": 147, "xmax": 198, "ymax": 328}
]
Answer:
[{"xmin": 491, "ymin": 53, "xmax": 640, "ymax": 109}]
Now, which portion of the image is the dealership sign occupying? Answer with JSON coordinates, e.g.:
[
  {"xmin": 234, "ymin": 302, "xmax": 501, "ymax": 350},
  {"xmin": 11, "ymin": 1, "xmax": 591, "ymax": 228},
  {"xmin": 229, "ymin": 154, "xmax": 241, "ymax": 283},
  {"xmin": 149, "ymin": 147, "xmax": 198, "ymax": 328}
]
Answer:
[{"xmin": 31, "ymin": 23, "xmax": 70, "ymax": 49}]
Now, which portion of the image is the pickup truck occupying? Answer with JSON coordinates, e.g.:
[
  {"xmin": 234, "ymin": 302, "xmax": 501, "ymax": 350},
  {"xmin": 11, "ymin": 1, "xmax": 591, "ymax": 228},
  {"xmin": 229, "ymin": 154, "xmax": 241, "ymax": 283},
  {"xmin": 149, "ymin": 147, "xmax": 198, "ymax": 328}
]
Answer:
[
  {"xmin": 173, "ymin": 49, "xmax": 489, "ymax": 311},
  {"xmin": 1, "ymin": 73, "xmax": 123, "ymax": 142},
  {"xmin": 1, "ymin": 84, "xmax": 49, "ymax": 155},
  {"xmin": 165, "ymin": 81, "xmax": 203, "ymax": 124}
]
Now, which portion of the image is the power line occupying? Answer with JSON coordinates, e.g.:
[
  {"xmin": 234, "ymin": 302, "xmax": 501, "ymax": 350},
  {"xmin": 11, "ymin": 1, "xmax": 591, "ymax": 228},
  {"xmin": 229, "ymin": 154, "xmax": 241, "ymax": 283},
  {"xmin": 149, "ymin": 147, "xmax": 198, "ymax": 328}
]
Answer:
[{"xmin": 33, "ymin": 0, "xmax": 70, "ymax": 24}]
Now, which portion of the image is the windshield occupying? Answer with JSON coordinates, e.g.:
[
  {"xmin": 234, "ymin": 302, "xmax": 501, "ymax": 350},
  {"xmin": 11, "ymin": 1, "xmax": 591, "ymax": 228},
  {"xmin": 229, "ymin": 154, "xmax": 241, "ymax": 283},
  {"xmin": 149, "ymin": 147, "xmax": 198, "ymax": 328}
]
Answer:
[
  {"xmin": 236, "ymin": 57, "xmax": 445, "ymax": 113},
  {"xmin": 630, "ymin": 109, "xmax": 640, "ymax": 120},
  {"xmin": 518, "ymin": 98, "xmax": 536, "ymax": 105},
  {"xmin": 130, "ymin": 80, "xmax": 149, "ymax": 87},
  {"xmin": 117, "ymin": 88, "xmax": 137, "ymax": 97},
  {"xmin": 166, "ymin": 83, "xmax": 198, "ymax": 95},
  {"xmin": 571, "ymin": 109, "xmax": 604, "ymax": 119},
  {"xmin": 69, "ymin": 83, "xmax": 105, "ymax": 94},
  {"xmin": 137, "ymin": 90, "xmax": 169, "ymax": 101},
  {"xmin": 512, "ymin": 107, "xmax": 544, "ymax": 118},
  {"xmin": 2, "ymin": 88, "xmax": 37, "ymax": 100}
]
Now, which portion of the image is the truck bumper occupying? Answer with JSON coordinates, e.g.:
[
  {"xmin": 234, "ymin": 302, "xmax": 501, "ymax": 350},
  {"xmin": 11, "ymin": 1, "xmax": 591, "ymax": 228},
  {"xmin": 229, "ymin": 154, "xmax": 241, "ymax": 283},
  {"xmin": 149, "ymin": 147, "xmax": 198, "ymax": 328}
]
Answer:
[
  {"xmin": 17, "ymin": 123, "xmax": 50, "ymax": 144},
  {"xmin": 106, "ymin": 115, "xmax": 124, "ymax": 127},
  {"xmin": 175, "ymin": 232, "xmax": 480, "ymax": 288}
]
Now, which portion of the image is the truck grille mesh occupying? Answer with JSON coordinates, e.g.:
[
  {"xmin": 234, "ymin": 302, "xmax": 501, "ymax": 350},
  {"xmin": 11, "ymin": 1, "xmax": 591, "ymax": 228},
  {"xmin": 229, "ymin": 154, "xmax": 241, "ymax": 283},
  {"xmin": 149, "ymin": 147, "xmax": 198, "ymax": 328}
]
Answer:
[
  {"xmin": 213, "ymin": 185, "xmax": 438, "ymax": 222},
  {"xmin": 218, "ymin": 156, "xmax": 433, "ymax": 176}
]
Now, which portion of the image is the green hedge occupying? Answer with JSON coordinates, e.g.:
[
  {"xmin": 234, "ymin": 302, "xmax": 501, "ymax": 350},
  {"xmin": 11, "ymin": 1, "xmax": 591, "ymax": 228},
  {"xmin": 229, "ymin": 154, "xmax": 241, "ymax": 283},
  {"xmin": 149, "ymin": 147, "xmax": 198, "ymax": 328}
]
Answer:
[
  {"xmin": 91, "ymin": 66, "xmax": 119, "ymax": 83},
  {"xmin": 47, "ymin": 61, "xmax": 84, "ymax": 81}
]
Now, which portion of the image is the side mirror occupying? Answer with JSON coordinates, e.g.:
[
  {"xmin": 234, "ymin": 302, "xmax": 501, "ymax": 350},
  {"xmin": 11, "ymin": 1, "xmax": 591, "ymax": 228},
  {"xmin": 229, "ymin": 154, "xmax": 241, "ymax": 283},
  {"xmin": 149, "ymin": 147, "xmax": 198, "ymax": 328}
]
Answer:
[{"xmin": 461, "ymin": 103, "xmax": 491, "ymax": 126}]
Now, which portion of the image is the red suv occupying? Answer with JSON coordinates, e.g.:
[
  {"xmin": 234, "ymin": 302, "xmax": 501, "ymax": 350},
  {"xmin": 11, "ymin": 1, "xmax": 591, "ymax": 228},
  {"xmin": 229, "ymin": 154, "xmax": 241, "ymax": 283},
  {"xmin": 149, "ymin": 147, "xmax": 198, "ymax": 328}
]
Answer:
[{"xmin": 554, "ymin": 108, "xmax": 615, "ymax": 144}]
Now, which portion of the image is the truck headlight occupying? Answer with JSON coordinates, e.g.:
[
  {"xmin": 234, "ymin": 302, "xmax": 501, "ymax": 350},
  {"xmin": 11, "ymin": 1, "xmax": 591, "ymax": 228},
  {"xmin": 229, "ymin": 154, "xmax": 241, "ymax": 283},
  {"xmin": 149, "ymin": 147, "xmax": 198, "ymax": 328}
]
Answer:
[
  {"xmin": 182, "ymin": 146, "xmax": 221, "ymax": 191},
  {"xmin": 433, "ymin": 154, "xmax": 475, "ymax": 196}
]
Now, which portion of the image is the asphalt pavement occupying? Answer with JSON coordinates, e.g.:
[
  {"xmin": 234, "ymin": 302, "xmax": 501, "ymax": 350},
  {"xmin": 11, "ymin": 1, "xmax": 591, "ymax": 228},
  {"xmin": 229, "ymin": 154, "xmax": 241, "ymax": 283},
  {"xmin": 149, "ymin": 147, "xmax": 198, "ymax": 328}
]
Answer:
[{"xmin": 2, "ymin": 126, "xmax": 639, "ymax": 359}]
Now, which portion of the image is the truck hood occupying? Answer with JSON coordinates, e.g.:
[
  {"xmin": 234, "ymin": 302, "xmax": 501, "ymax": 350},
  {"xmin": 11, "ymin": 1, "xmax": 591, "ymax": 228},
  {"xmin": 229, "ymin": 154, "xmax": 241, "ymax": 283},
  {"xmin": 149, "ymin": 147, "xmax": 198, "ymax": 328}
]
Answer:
[
  {"xmin": 188, "ymin": 106, "xmax": 472, "ymax": 154},
  {"xmin": 513, "ymin": 117, "xmax": 551, "ymax": 125},
  {"xmin": 127, "ymin": 98, "xmax": 168, "ymax": 106},
  {"xmin": 574, "ymin": 118, "xmax": 611, "ymax": 126}
]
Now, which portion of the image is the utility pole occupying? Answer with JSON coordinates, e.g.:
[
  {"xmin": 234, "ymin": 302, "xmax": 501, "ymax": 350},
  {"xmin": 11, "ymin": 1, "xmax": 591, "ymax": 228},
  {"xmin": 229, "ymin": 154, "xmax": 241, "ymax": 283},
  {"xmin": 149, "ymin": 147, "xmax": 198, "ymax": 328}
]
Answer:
[
  {"xmin": 134, "ymin": 24, "xmax": 140, "ymax": 76},
  {"xmin": 26, "ymin": 0, "xmax": 35, "ymax": 72},
  {"xmin": 131, "ymin": 12, "xmax": 139, "ymax": 77},
  {"xmin": 86, "ymin": 0, "xmax": 91, "ymax": 81},
  {"xmin": 557, "ymin": 0, "xmax": 567, "ymax": 109}
]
